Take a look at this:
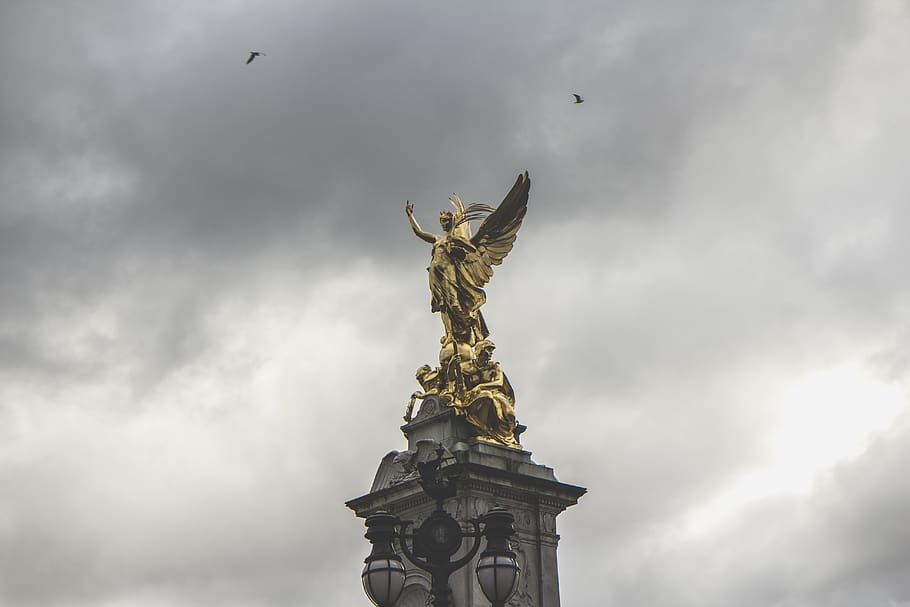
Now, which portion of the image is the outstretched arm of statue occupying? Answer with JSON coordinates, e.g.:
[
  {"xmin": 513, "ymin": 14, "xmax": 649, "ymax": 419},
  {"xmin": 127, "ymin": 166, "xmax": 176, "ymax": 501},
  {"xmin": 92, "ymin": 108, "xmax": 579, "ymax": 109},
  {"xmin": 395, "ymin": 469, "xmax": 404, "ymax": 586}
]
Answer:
[{"xmin": 405, "ymin": 201, "xmax": 437, "ymax": 244}]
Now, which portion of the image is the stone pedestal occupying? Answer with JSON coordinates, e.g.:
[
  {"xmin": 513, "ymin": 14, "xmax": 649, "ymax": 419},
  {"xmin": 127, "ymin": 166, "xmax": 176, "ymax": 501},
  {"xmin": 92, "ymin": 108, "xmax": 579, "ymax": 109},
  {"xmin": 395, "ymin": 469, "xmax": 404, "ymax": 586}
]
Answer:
[{"xmin": 346, "ymin": 396, "xmax": 585, "ymax": 607}]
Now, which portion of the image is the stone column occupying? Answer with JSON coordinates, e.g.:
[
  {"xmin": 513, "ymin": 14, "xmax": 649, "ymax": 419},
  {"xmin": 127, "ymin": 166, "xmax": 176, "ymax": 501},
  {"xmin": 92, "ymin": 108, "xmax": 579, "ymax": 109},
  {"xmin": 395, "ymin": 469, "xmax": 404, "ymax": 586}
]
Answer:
[{"xmin": 346, "ymin": 396, "xmax": 585, "ymax": 607}]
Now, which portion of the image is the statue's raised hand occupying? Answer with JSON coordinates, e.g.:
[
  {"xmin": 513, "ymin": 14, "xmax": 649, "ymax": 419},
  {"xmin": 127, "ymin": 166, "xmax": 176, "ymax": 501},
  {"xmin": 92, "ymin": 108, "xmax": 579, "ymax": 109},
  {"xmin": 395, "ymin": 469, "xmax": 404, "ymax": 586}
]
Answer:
[{"xmin": 405, "ymin": 200, "xmax": 414, "ymax": 216}]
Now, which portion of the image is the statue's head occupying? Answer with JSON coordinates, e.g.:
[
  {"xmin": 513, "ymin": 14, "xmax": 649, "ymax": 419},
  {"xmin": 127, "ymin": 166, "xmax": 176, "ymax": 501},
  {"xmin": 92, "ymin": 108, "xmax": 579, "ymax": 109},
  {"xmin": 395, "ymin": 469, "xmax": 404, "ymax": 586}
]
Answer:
[
  {"xmin": 474, "ymin": 339, "xmax": 496, "ymax": 363},
  {"xmin": 416, "ymin": 364, "xmax": 438, "ymax": 391},
  {"xmin": 439, "ymin": 211, "xmax": 454, "ymax": 233}
]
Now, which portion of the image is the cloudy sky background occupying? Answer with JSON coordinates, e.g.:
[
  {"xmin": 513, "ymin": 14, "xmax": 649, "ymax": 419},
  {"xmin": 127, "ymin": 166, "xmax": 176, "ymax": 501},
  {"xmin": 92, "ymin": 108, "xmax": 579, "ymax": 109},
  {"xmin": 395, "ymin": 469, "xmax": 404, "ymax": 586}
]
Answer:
[{"xmin": 2, "ymin": 1, "xmax": 910, "ymax": 605}]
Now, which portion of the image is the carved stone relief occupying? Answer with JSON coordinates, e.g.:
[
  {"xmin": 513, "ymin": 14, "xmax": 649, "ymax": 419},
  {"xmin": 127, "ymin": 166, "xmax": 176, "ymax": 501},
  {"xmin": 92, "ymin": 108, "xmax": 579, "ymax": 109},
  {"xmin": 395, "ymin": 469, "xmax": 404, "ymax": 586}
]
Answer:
[
  {"xmin": 508, "ymin": 537, "xmax": 532, "ymax": 606},
  {"xmin": 398, "ymin": 586, "xmax": 429, "ymax": 607},
  {"xmin": 542, "ymin": 510, "xmax": 556, "ymax": 534}
]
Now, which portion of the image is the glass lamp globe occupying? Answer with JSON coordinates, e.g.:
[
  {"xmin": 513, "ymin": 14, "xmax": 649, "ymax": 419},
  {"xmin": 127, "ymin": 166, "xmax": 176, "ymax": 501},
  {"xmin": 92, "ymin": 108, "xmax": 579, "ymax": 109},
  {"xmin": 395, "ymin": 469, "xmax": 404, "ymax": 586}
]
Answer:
[
  {"xmin": 475, "ymin": 553, "xmax": 520, "ymax": 605},
  {"xmin": 362, "ymin": 556, "xmax": 406, "ymax": 607}
]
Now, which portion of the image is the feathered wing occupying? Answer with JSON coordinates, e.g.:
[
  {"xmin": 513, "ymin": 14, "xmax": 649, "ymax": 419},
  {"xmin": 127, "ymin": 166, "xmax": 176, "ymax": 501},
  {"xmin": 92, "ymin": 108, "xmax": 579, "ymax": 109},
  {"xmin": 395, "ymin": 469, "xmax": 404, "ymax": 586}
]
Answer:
[
  {"xmin": 463, "ymin": 171, "xmax": 530, "ymax": 288},
  {"xmin": 371, "ymin": 450, "xmax": 404, "ymax": 492}
]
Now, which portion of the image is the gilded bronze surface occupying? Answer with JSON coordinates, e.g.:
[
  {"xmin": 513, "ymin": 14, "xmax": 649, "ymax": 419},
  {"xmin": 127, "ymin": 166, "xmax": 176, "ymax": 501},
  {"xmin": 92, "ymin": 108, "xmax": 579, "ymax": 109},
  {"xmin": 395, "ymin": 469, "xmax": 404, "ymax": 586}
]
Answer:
[{"xmin": 404, "ymin": 172, "xmax": 529, "ymax": 448}]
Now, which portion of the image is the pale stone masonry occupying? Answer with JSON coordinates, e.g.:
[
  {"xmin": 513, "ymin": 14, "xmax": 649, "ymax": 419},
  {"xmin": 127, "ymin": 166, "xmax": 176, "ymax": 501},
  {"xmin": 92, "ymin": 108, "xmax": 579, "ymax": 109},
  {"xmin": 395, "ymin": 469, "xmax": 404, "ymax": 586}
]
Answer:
[{"xmin": 346, "ymin": 395, "xmax": 586, "ymax": 607}]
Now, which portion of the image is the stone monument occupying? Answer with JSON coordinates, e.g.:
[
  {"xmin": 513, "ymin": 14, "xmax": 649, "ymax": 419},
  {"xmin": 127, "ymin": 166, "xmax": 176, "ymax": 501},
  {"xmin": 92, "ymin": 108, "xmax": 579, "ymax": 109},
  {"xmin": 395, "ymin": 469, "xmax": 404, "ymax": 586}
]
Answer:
[{"xmin": 346, "ymin": 172, "xmax": 585, "ymax": 606}]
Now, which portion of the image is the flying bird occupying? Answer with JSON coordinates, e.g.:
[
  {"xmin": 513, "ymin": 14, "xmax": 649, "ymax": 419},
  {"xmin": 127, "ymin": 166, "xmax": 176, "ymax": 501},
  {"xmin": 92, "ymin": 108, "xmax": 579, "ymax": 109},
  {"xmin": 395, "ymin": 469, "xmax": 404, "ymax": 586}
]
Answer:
[
  {"xmin": 246, "ymin": 51, "xmax": 266, "ymax": 64},
  {"xmin": 572, "ymin": 93, "xmax": 584, "ymax": 104}
]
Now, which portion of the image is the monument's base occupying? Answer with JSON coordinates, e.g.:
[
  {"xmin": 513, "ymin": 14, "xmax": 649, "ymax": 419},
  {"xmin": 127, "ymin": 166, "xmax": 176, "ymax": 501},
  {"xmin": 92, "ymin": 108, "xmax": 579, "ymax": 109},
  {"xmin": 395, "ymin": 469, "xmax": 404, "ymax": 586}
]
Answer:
[{"xmin": 346, "ymin": 396, "xmax": 585, "ymax": 607}]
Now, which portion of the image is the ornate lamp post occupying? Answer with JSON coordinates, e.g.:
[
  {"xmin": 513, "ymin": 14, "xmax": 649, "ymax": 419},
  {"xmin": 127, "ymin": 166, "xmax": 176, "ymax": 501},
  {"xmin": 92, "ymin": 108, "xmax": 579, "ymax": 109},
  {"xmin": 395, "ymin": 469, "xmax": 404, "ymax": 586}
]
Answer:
[
  {"xmin": 361, "ymin": 511, "xmax": 407, "ymax": 607},
  {"xmin": 360, "ymin": 448, "xmax": 520, "ymax": 607},
  {"xmin": 475, "ymin": 508, "xmax": 521, "ymax": 607}
]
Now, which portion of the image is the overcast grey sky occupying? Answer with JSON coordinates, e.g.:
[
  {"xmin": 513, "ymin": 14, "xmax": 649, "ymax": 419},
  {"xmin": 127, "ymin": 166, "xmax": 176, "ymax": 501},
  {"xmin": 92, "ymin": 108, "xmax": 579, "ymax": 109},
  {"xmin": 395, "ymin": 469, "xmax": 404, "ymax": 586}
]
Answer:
[{"xmin": 2, "ymin": 1, "xmax": 910, "ymax": 605}]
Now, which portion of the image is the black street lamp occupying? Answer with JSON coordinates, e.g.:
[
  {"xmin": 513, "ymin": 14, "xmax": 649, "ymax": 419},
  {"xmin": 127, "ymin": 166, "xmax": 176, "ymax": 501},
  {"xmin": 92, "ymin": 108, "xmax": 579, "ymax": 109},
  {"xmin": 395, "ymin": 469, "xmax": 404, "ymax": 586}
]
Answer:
[
  {"xmin": 359, "ymin": 448, "xmax": 520, "ymax": 607},
  {"xmin": 475, "ymin": 508, "xmax": 521, "ymax": 607},
  {"xmin": 361, "ymin": 511, "xmax": 407, "ymax": 607}
]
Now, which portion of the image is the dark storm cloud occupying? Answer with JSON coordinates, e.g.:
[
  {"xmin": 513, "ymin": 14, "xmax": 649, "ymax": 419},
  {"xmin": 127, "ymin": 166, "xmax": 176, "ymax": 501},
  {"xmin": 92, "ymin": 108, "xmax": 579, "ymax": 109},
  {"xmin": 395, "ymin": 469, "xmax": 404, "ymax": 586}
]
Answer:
[
  {"xmin": 0, "ymin": 0, "xmax": 869, "ymax": 327},
  {"xmin": 3, "ymin": 0, "xmax": 868, "ymax": 275}
]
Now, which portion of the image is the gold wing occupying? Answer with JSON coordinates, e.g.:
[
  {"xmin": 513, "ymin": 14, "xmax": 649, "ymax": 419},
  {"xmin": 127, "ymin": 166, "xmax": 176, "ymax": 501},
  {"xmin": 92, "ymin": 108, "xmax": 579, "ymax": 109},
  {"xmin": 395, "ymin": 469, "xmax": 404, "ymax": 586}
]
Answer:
[{"xmin": 464, "ymin": 171, "xmax": 530, "ymax": 288}]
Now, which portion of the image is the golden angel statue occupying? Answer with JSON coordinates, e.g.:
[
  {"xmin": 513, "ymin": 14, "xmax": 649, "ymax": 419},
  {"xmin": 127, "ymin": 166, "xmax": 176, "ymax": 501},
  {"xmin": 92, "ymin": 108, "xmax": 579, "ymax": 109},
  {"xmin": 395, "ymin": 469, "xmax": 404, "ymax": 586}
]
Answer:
[
  {"xmin": 404, "ymin": 172, "xmax": 529, "ymax": 448},
  {"xmin": 405, "ymin": 171, "xmax": 530, "ymax": 362}
]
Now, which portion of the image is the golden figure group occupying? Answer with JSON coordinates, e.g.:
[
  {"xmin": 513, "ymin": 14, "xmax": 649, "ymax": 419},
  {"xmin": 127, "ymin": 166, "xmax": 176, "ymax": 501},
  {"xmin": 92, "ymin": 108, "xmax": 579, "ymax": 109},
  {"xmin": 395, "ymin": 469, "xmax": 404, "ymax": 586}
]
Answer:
[{"xmin": 404, "ymin": 172, "xmax": 530, "ymax": 448}]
